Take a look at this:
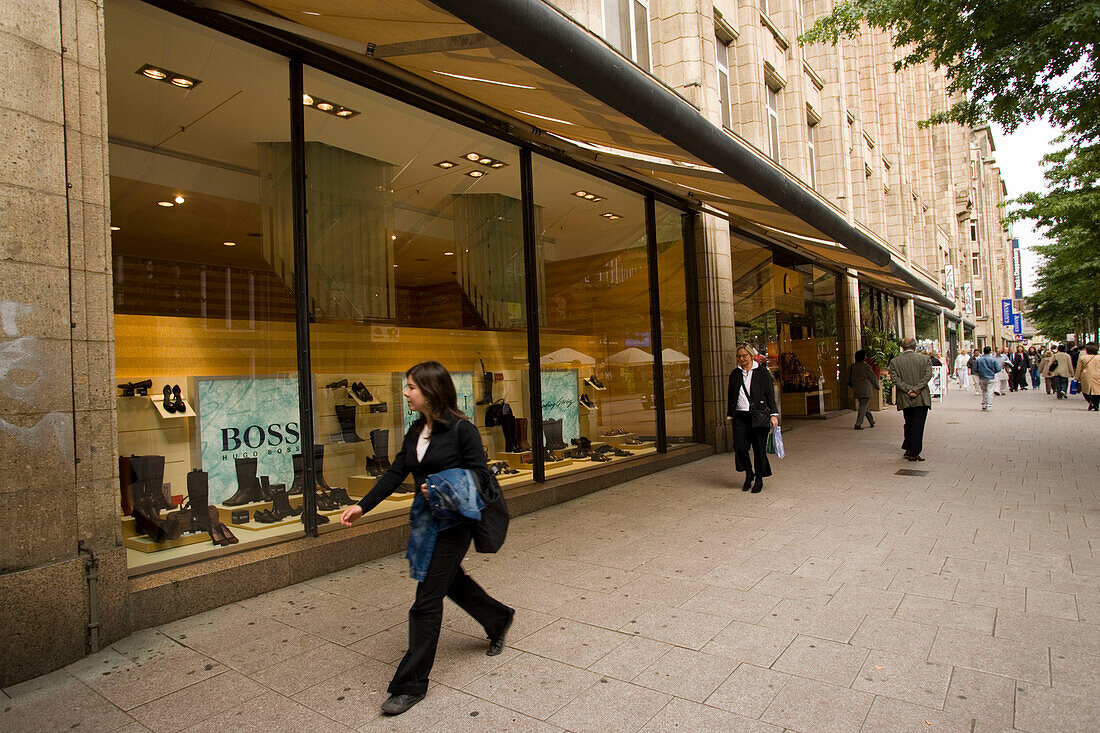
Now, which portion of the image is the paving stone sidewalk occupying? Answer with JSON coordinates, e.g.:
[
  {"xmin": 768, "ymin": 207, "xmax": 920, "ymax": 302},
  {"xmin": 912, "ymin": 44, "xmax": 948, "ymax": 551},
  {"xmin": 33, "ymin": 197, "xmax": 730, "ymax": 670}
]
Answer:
[{"xmin": 4, "ymin": 385, "xmax": 1099, "ymax": 733}]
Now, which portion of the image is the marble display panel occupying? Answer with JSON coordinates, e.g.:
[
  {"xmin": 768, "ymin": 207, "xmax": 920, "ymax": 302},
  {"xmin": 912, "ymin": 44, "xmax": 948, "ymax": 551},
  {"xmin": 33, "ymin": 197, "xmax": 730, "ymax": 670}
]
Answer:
[
  {"xmin": 541, "ymin": 369, "xmax": 579, "ymax": 444},
  {"xmin": 197, "ymin": 376, "xmax": 300, "ymax": 504}
]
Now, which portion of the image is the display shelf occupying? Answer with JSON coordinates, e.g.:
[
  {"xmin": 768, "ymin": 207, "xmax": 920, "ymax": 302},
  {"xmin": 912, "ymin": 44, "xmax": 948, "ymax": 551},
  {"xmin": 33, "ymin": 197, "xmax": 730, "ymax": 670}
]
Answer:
[
  {"xmin": 494, "ymin": 450, "xmax": 533, "ymax": 468},
  {"xmin": 123, "ymin": 530, "xmax": 212, "ymax": 553},
  {"xmin": 583, "ymin": 377, "xmax": 607, "ymax": 391},
  {"xmin": 345, "ymin": 387, "xmax": 384, "ymax": 407},
  {"xmin": 150, "ymin": 395, "xmax": 196, "ymax": 418}
]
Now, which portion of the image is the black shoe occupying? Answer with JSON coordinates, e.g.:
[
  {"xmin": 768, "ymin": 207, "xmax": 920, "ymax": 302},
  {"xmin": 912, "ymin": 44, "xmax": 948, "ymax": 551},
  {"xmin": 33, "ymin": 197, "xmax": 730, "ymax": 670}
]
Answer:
[
  {"xmin": 579, "ymin": 394, "xmax": 597, "ymax": 410},
  {"xmin": 487, "ymin": 609, "xmax": 515, "ymax": 656},
  {"xmin": 380, "ymin": 693, "xmax": 425, "ymax": 716},
  {"xmin": 907, "ymin": 455, "xmax": 926, "ymax": 462},
  {"xmin": 742, "ymin": 472, "xmax": 754, "ymax": 491},
  {"xmin": 751, "ymin": 481, "xmax": 763, "ymax": 493},
  {"xmin": 325, "ymin": 378, "xmax": 348, "ymax": 389},
  {"xmin": 162, "ymin": 385, "xmax": 176, "ymax": 413},
  {"xmin": 170, "ymin": 384, "xmax": 185, "ymax": 413},
  {"xmin": 854, "ymin": 425, "xmax": 862, "ymax": 430},
  {"xmin": 352, "ymin": 382, "xmax": 374, "ymax": 402},
  {"xmin": 868, "ymin": 420, "xmax": 875, "ymax": 428}
]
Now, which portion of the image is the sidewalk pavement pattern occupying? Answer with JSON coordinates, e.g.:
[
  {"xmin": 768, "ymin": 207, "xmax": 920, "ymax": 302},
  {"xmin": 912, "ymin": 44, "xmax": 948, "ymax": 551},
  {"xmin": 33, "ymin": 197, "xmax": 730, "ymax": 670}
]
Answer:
[{"xmin": 3, "ymin": 387, "xmax": 1098, "ymax": 733}]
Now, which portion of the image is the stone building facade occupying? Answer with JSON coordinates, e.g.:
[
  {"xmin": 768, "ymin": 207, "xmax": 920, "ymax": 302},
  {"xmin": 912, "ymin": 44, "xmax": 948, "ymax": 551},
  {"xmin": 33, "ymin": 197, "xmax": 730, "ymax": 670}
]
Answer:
[{"xmin": 0, "ymin": 0, "xmax": 1017, "ymax": 684}]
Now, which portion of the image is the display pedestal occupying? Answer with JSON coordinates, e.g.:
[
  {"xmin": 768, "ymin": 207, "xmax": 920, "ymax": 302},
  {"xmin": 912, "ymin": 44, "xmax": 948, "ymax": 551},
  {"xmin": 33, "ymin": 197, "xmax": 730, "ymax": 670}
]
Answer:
[
  {"xmin": 495, "ymin": 450, "xmax": 532, "ymax": 468},
  {"xmin": 121, "ymin": 515, "xmax": 215, "ymax": 553}
]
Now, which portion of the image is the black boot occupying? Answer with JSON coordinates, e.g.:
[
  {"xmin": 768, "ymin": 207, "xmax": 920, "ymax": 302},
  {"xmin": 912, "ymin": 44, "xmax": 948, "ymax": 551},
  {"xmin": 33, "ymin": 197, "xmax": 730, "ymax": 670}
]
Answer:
[
  {"xmin": 499, "ymin": 413, "xmax": 519, "ymax": 452},
  {"xmin": 186, "ymin": 469, "xmax": 210, "ymax": 532},
  {"xmin": 515, "ymin": 417, "xmax": 531, "ymax": 451},
  {"xmin": 313, "ymin": 444, "xmax": 335, "ymax": 491},
  {"xmin": 258, "ymin": 475, "xmax": 273, "ymax": 502},
  {"xmin": 119, "ymin": 455, "xmax": 136, "ymax": 517},
  {"xmin": 543, "ymin": 419, "xmax": 567, "ymax": 450},
  {"xmin": 370, "ymin": 429, "xmax": 391, "ymax": 470},
  {"xmin": 289, "ymin": 453, "xmax": 304, "ymax": 495},
  {"xmin": 132, "ymin": 455, "xmax": 182, "ymax": 542},
  {"xmin": 270, "ymin": 484, "xmax": 297, "ymax": 519},
  {"xmin": 476, "ymin": 370, "xmax": 494, "ymax": 405},
  {"xmin": 569, "ymin": 436, "xmax": 591, "ymax": 458},
  {"xmin": 224, "ymin": 457, "xmax": 263, "ymax": 506},
  {"xmin": 328, "ymin": 487, "xmax": 354, "ymax": 506},
  {"xmin": 365, "ymin": 455, "xmax": 383, "ymax": 477},
  {"xmin": 335, "ymin": 404, "xmax": 363, "ymax": 442}
]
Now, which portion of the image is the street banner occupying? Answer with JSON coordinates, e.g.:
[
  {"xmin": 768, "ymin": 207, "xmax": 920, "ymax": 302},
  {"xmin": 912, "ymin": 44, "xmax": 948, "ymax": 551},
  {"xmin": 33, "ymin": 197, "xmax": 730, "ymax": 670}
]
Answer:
[
  {"xmin": 1012, "ymin": 239, "xmax": 1024, "ymax": 299},
  {"xmin": 1001, "ymin": 299, "xmax": 1013, "ymax": 326},
  {"xmin": 1013, "ymin": 314, "xmax": 1022, "ymax": 334}
]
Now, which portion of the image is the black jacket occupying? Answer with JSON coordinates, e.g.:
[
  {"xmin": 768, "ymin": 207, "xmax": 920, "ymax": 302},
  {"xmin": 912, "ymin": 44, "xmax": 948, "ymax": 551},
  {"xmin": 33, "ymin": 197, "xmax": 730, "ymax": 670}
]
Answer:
[
  {"xmin": 357, "ymin": 415, "xmax": 490, "ymax": 514},
  {"xmin": 727, "ymin": 365, "xmax": 779, "ymax": 419}
]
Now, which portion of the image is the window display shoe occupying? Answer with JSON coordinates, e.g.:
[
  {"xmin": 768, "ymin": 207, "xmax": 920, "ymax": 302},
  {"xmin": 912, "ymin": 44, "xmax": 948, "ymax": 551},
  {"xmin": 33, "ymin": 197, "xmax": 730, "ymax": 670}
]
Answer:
[
  {"xmin": 328, "ymin": 487, "xmax": 354, "ymax": 506},
  {"xmin": 584, "ymin": 374, "xmax": 606, "ymax": 390},
  {"xmin": 352, "ymin": 382, "xmax": 374, "ymax": 402},
  {"xmin": 590, "ymin": 452, "xmax": 612, "ymax": 462},
  {"xmin": 170, "ymin": 384, "xmax": 185, "ymax": 413},
  {"xmin": 162, "ymin": 385, "xmax": 177, "ymax": 413},
  {"xmin": 380, "ymin": 694, "xmax": 425, "ymax": 716},
  {"xmin": 579, "ymin": 394, "xmax": 598, "ymax": 410},
  {"xmin": 254, "ymin": 509, "xmax": 277, "ymax": 523},
  {"xmin": 325, "ymin": 378, "xmax": 348, "ymax": 389}
]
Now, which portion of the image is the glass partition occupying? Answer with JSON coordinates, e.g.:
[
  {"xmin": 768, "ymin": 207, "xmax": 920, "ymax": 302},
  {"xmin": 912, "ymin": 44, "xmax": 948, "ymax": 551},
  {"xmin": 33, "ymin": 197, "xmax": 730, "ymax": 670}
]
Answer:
[
  {"xmin": 655, "ymin": 203, "xmax": 695, "ymax": 444},
  {"xmin": 530, "ymin": 157, "xmax": 656, "ymax": 470},
  {"xmin": 107, "ymin": 0, "xmax": 300, "ymax": 568},
  {"xmin": 301, "ymin": 67, "xmax": 529, "ymax": 521}
]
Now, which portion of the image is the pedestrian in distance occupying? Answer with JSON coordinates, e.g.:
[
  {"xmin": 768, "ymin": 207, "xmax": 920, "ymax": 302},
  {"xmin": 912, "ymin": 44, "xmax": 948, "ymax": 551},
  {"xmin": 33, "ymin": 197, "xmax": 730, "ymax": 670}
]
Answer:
[
  {"xmin": 849, "ymin": 349, "xmax": 879, "ymax": 430},
  {"xmin": 1047, "ymin": 344, "xmax": 1074, "ymax": 399},
  {"xmin": 973, "ymin": 346, "xmax": 1001, "ymax": 412},
  {"xmin": 888, "ymin": 337, "xmax": 933, "ymax": 462},
  {"xmin": 339, "ymin": 361, "xmax": 514, "ymax": 716},
  {"xmin": 954, "ymin": 349, "xmax": 971, "ymax": 392},
  {"xmin": 1040, "ymin": 348, "xmax": 1055, "ymax": 394},
  {"xmin": 1027, "ymin": 346, "xmax": 1041, "ymax": 389},
  {"xmin": 1010, "ymin": 345, "xmax": 1028, "ymax": 391},
  {"xmin": 993, "ymin": 348, "xmax": 1009, "ymax": 396},
  {"xmin": 727, "ymin": 344, "xmax": 780, "ymax": 493},
  {"xmin": 1073, "ymin": 342, "xmax": 1100, "ymax": 411},
  {"xmin": 967, "ymin": 349, "xmax": 981, "ymax": 394}
]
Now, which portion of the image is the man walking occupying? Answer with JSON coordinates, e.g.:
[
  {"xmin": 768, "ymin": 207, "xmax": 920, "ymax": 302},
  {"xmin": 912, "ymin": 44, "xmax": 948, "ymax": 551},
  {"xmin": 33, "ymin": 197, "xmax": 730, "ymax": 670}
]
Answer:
[
  {"xmin": 889, "ymin": 337, "xmax": 933, "ymax": 462},
  {"xmin": 973, "ymin": 346, "xmax": 1000, "ymax": 412},
  {"xmin": 1047, "ymin": 344, "xmax": 1074, "ymax": 399}
]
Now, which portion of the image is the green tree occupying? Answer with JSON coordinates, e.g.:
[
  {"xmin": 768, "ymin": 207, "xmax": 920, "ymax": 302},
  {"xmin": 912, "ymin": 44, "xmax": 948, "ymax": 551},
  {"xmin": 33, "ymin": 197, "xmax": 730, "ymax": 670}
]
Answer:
[{"xmin": 799, "ymin": 0, "xmax": 1100, "ymax": 141}]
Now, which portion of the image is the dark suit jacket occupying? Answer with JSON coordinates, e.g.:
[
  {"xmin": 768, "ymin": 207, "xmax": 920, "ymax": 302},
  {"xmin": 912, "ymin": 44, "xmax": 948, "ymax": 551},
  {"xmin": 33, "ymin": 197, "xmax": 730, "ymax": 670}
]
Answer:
[{"xmin": 727, "ymin": 365, "xmax": 779, "ymax": 419}]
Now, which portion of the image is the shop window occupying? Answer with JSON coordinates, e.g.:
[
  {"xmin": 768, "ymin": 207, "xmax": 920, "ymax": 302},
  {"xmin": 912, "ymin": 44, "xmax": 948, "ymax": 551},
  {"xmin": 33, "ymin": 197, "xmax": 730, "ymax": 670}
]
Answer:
[
  {"xmin": 655, "ymin": 203, "xmax": 696, "ymax": 444},
  {"xmin": 715, "ymin": 32, "xmax": 732, "ymax": 129},
  {"xmin": 766, "ymin": 85, "xmax": 781, "ymax": 162},
  {"xmin": 603, "ymin": 0, "xmax": 651, "ymax": 69},
  {"xmin": 531, "ymin": 156, "xmax": 657, "ymax": 462},
  {"xmin": 106, "ymin": 0, "xmax": 300, "ymax": 568},
  {"xmin": 300, "ymin": 66, "xmax": 530, "ymax": 508}
]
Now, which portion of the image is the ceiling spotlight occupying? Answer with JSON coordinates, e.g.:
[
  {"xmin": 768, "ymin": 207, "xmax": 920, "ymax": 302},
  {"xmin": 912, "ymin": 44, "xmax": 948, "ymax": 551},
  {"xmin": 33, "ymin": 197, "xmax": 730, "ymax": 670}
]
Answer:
[
  {"xmin": 434, "ymin": 161, "xmax": 456, "ymax": 169},
  {"xmin": 592, "ymin": 196, "xmax": 604, "ymax": 202},
  {"xmin": 391, "ymin": 235, "xmax": 397, "ymax": 240},
  {"xmin": 467, "ymin": 170, "xmax": 485, "ymax": 178},
  {"xmin": 584, "ymin": 193, "xmax": 596, "ymax": 200},
  {"xmin": 465, "ymin": 152, "xmax": 482, "ymax": 161},
  {"xmin": 316, "ymin": 102, "xmax": 334, "ymax": 111},
  {"xmin": 302, "ymin": 93, "xmax": 314, "ymax": 105},
  {"xmin": 490, "ymin": 161, "xmax": 507, "ymax": 168},
  {"xmin": 302, "ymin": 93, "xmax": 358, "ymax": 119},
  {"xmin": 173, "ymin": 194, "xmax": 185, "ymax": 204},
  {"xmin": 574, "ymin": 191, "xmax": 588, "ymax": 197},
  {"xmin": 477, "ymin": 157, "xmax": 493, "ymax": 165},
  {"xmin": 110, "ymin": 226, "xmax": 120, "ymax": 231},
  {"xmin": 393, "ymin": 264, "xmax": 398, "ymax": 267},
  {"xmin": 335, "ymin": 109, "xmax": 354, "ymax": 117},
  {"xmin": 138, "ymin": 64, "xmax": 201, "ymax": 89},
  {"xmin": 444, "ymin": 251, "xmax": 455, "ymax": 256},
  {"xmin": 157, "ymin": 201, "xmax": 174, "ymax": 207},
  {"xmin": 223, "ymin": 241, "xmax": 236, "ymax": 246},
  {"xmin": 601, "ymin": 212, "xmax": 621, "ymax": 220}
]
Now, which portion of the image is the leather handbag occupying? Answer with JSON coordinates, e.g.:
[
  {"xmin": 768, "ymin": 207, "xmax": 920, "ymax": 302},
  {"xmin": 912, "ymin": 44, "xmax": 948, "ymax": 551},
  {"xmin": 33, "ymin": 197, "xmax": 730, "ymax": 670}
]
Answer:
[
  {"xmin": 741, "ymin": 382, "xmax": 771, "ymax": 429},
  {"xmin": 472, "ymin": 471, "xmax": 508, "ymax": 553}
]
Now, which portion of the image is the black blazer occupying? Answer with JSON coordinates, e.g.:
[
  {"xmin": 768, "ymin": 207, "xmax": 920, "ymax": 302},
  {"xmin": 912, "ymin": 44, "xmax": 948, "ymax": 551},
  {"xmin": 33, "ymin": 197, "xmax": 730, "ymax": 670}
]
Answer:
[
  {"xmin": 727, "ymin": 365, "xmax": 779, "ymax": 419},
  {"xmin": 357, "ymin": 415, "xmax": 490, "ymax": 514}
]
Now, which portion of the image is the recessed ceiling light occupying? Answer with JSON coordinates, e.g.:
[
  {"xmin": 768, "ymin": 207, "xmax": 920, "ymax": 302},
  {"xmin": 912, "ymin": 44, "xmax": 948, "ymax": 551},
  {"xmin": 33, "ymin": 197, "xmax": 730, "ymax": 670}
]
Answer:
[
  {"xmin": 467, "ymin": 170, "xmax": 485, "ymax": 178},
  {"xmin": 574, "ymin": 191, "xmax": 587, "ymax": 197},
  {"xmin": 110, "ymin": 226, "xmax": 120, "ymax": 231},
  {"xmin": 302, "ymin": 93, "xmax": 358, "ymax": 119},
  {"xmin": 137, "ymin": 64, "xmax": 201, "ymax": 89},
  {"xmin": 435, "ymin": 161, "xmax": 456, "ymax": 169},
  {"xmin": 223, "ymin": 241, "xmax": 236, "ymax": 246},
  {"xmin": 302, "ymin": 93, "xmax": 314, "ymax": 105},
  {"xmin": 141, "ymin": 67, "xmax": 166, "ymax": 80},
  {"xmin": 490, "ymin": 161, "xmax": 507, "ymax": 168},
  {"xmin": 478, "ymin": 157, "xmax": 493, "ymax": 165},
  {"xmin": 465, "ymin": 152, "xmax": 482, "ymax": 161},
  {"xmin": 443, "ymin": 251, "xmax": 455, "ymax": 256},
  {"xmin": 335, "ymin": 109, "xmax": 354, "ymax": 117},
  {"xmin": 316, "ymin": 102, "xmax": 334, "ymax": 111},
  {"xmin": 391, "ymin": 235, "xmax": 397, "ymax": 240},
  {"xmin": 601, "ymin": 212, "xmax": 621, "ymax": 219},
  {"xmin": 157, "ymin": 201, "xmax": 174, "ymax": 207},
  {"xmin": 173, "ymin": 195, "xmax": 185, "ymax": 204},
  {"xmin": 592, "ymin": 196, "xmax": 604, "ymax": 202},
  {"xmin": 584, "ymin": 194, "xmax": 596, "ymax": 200},
  {"xmin": 170, "ymin": 77, "xmax": 194, "ymax": 88}
]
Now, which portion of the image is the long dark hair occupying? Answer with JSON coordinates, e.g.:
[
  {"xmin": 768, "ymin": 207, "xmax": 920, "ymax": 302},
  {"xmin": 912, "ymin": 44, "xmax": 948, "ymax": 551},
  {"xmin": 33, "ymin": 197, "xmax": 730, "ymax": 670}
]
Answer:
[{"xmin": 406, "ymin": 361, "xmax": 467, "ymax": 422}]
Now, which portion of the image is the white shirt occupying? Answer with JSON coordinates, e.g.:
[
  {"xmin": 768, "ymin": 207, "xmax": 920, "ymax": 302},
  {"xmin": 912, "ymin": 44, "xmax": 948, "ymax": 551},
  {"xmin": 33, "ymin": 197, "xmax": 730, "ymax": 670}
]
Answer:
[
  {"xmin": 954, "ymin": 353, "xmax": 969, "ymax": 370},
  {"xmin": 416, "ymin": 423, "xmax": 431, "ymax": 461},
  {"xmin": 734, "ymin": 363, "xmax": 756, "ymax": 412}
]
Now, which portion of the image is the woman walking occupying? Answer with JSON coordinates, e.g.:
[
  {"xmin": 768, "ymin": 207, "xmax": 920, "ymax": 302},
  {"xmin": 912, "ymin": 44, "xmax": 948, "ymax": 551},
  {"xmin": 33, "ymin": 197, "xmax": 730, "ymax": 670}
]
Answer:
[
  {"xmin": 1027, "ymin": 346, "xmax": 1041, "ymax": 389},
  {"xmin": 727, "ymin": 344, "xmax": 780, "ymax": 493},
  {"xmin": 1040, "ymin": 348, "xmax": 1055, "ymax": 394},
  {"xmin": 1047, "ymin": 344, "xmax": 1074, "ymax": 399},
  {"xmin": 849, "ymin": 350, "xmax": 880, "ymax": 429},
  {"xmin": 1073, "ymin": 343, "xmax": 1100, "ymax": 411},
  {"xmin": 340, "ymin": 361, "xmax": 514, "ymax": 716}
]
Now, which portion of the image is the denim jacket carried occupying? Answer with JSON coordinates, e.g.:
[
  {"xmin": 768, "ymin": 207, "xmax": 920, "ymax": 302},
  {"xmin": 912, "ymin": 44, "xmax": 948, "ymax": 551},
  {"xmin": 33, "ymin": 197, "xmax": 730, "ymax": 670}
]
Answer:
[{"xmin": 406, "ymin": 468, "xmax": 484, "ymax": 581}]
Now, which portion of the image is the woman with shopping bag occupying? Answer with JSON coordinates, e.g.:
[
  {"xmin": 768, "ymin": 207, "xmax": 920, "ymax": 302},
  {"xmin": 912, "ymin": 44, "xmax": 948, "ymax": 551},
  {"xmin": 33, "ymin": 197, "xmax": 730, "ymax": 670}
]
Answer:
[
  {"xmin": 727, "ymin": 344, "xmax": 780, "ymax": 493},
  {"xmin": 1073, "ymin": 343, "xmax": 1100, "ymax": 411}
]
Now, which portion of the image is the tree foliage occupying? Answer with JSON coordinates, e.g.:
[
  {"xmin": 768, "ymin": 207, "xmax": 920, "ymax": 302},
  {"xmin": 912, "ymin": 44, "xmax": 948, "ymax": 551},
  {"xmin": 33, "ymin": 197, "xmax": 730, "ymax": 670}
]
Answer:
[{"xmin": 798, "ymin": 0, "xmax": 1100, "ymax": 142}]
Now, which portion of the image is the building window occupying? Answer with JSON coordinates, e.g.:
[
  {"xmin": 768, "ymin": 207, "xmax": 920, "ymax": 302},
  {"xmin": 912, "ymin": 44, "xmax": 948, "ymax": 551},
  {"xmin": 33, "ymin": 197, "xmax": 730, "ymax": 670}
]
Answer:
[
  {"xmin": 974, "ymin": 289, "xmax": 984, "ymax": 318},
  {"xmin": 603, "ymin": 0, "xmax": 650, "ymax": 69},
  {"xmin": 970, "ymin": 220, "xmax": 978, "ymax": 242},
  {"xmin": 716, "ymin": 33, "xmax": 732, "ymax": 129},
  {"xmin": 806, "ymin": 121, "xmax": 817, "ymax": 188},
  {"xmin": 762, "ymin": 0, "xmax": 778, "ymax": 17},
  {"xmin": 971, "ymin": 251, "xmax": 980, "ymax": 277},
  {"xmin": 766, "ymin": 85, "xmax": 780, "ymax": 162}
]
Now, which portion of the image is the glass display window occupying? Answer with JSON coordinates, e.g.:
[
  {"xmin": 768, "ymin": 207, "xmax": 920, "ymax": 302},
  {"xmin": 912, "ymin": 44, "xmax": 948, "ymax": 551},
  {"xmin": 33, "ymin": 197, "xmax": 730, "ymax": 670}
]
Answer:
[
  {"xmin": 655, "ymin": 203, "xmax": 696, "ymax": 444},
  {"xmin": 531, "ymin": 157, "xmax": 657, "ymax": 468},
  {"xmin": 106, "ymin": 0, "xmax": 301, "ymax": 569}
]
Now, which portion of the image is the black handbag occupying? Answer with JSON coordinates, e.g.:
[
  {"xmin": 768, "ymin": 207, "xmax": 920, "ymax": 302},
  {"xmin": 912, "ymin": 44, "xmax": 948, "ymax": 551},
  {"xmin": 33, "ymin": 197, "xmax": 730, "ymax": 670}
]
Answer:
[
  {"xmin": 741, "ymin": 382, "xmax": 771, "ymax": 429},
  {"xmin": 472, "ymin": 471, "xmax": 509, "ymax": 553},
  {"xmin": 484, "ymin": 400, "xmax": 512, "ymax": 427}
]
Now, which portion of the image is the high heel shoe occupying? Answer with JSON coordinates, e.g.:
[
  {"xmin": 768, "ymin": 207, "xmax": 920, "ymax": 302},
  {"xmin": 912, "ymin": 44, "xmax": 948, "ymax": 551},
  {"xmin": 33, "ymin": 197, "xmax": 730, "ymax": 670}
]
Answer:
[{"xmin": 162, "ymin": 385, "xmax": 177, "ymax": 413}]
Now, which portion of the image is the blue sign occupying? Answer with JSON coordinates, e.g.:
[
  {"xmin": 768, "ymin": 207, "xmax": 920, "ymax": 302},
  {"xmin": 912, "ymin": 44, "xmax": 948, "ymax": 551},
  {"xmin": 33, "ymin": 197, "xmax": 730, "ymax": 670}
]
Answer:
[
  {"xmin": 1013, "ymin": 313, "xmax": 1022, "ymax": 334},
  {"xmin": 197, "ymin": 376, "xmax": 300, "ymax": 504},
  {"xmin": 1001, "ymin": 299, "xmax": 1014, "ymax": 326}
]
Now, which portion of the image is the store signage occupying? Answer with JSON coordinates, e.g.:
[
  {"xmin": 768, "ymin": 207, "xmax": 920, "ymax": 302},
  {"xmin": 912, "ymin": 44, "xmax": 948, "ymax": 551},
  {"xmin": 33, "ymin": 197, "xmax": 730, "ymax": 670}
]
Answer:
[
  {"xmin": 963, "ymin": 283, "xmax": 973, "ymax": 315},
  {"xmin": 772, "ymin": 266, "xmax": 806, "ymax": 314},
  {"xmin": 1001, "ymin": 299, "xmax": 1013, "ymax": 326},
  {"xmin": 197, "ymin": 376, "xmax": 300, "ymax": 504},
  {"xmin": 541, "ymin": 369, "xmax": 580, "ymax": 445},
  {"xmin": 1013, "ymin": 314, "xmax": 1022, "ymax": 334},
  {"xmin": 1011, "ymin": 239, "xmax": 1024, "ymax": 298},
  {"xmin": 944, "ymin": 264, "xmax": 955, "ymax": 296}
]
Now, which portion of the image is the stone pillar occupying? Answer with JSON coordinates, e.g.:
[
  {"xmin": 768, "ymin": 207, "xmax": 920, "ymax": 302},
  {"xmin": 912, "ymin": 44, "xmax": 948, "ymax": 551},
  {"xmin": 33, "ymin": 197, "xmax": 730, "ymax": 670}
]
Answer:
[
  {"xmin": 838, "ymin": 272, "xmax": 862, "ymax": 409},
  {"xmin": 693, "ymin": 214, "xmax": 736, "ymax": 452},
  {"xmin": 901, "ymin": 298, "xmax": 917, "ymax": 339},
  {"xmin": 0, "ymin": 0, "xmax": 127, "ymax": 686}
]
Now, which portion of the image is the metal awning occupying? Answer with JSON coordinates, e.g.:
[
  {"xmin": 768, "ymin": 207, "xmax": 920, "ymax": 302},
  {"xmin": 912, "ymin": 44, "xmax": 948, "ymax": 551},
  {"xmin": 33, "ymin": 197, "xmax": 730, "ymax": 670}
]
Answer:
[{"xmin": 200, "ymin": 0, "xmax": 951, "ymax": 306}]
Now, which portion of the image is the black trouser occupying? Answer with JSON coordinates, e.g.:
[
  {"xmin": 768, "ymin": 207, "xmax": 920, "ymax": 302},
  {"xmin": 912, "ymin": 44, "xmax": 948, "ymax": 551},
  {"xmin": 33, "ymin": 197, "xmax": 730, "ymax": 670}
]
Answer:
[
  {"xmin": 389, "ymin": 524, "xmax": 512, "ymax": 696},
  {"xmin": 901, "ymin": 406, "xmax": 929, "ymax": 457},
  {"xmin": 732, "ymin": 411, "xmax": 771, "ymax": 478}
]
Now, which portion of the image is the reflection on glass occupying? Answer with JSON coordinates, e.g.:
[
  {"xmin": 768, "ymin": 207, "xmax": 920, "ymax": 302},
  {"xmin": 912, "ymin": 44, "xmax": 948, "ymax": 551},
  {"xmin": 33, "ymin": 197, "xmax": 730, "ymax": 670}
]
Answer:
[
  {"xmin": 532, "ymin": 156, "xmax": 656, "ymax": 468},
  {"xmin": 655, "ymin": 203, "xmax": 696, "ymax": 444},
  {"xmin": 301, "ymin": 67, "xmax": 529, "ymax": 514},
  {"xmin": 106, "ymin": 0, "xmax": 300, "ymax": 566}
]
